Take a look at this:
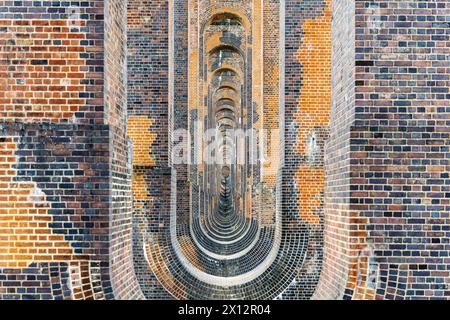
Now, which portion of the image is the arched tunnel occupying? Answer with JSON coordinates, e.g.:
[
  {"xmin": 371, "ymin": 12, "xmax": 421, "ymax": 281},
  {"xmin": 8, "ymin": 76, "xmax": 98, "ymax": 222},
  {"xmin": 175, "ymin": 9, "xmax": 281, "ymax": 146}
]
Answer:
[{"xmin": 128, "ymin": 1, "xmax": 328, "ymax": 300}]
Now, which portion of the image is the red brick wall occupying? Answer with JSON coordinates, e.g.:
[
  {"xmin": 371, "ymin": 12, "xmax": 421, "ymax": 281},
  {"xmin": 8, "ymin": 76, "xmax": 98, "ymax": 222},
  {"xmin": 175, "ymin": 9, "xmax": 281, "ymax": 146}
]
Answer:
[
  {"xmin": 0, "ymin": 0, "xmax": 135, "ymax": 300},
  {"xmin": 0, "ymin": 1, "xmax": 105, "ymax": 124}
]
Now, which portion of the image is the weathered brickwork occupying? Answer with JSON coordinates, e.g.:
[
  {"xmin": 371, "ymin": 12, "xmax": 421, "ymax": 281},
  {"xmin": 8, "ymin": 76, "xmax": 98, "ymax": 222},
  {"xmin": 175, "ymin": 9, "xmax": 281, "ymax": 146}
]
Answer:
[
  {"xmin": 279, "ymin": 0, "xmax": 332, "ymax": 300},
  {"xmin": 125, "ymin": 0, "xmax": 336, "ymax": 300},
  {"xmin": 316, "ymin": 0, "xmax": 450, "ymax": 300},
  {"xmin": 1, "ymin": 0, "xmax": 449, "ymax": 301},
  {"xmin": 106, "ymin": 0, "xmax": 142, "ymax": 300},
  {"xmin": 314, "ymin": 0, "xmax": 356, "ymax": 300},
  {"xmin": 0, "ymin": 124, "xmax": 114, "ymax": 299},
  {"xmin": 0, "ymin": 1, "xmax": 105, "ymax": 123},
  {"xmin": 0, "ymin": 0, "xmax": 137, "ymax": 300},
  {"xmin": 0, "ymin": 137, "xmax": 73, "ymax": 269}
]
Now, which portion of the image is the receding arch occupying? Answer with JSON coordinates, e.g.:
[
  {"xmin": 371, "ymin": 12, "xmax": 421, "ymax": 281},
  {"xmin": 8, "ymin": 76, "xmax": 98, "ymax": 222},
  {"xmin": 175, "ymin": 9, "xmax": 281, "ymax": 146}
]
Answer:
[
  {"xmin": 211, "ymin": 13, "xmax": 243, "ymax": 26},
  {"xmin": 202, "ymin": 8, "xmax": 250, "ymax": 34},
  {"xmin": 209, "ymin": 45, "xmax": 244, "ymax": 58},
  {"xmin": 215, "ymin": 98, "xmax": 235, "ymax": 108},
  {"xmin": 216, "ymin": 85, "xmax": 238, "ymax": 94}
]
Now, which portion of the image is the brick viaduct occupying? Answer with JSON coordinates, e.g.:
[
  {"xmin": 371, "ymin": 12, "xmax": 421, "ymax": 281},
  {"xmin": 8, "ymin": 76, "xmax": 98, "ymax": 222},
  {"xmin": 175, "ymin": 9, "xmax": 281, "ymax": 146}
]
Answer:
[{"xmin": 0, "ymin": 0, "xmax": 449, "ymax": 300}]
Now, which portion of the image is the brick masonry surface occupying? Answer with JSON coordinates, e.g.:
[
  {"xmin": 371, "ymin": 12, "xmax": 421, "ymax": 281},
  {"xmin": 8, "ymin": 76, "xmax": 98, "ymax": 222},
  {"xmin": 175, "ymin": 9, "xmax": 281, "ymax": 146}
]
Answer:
[
  {"xmin": 0, "ymin": 0, "xmax": 449, "ymax": 300},
  {"xmin": 315, "ymin": 0, "xmax": 450, "ymax": 300},
  {"xmin": 0, "ymin": 0, "xmax": 136, "ymax": 300}
]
